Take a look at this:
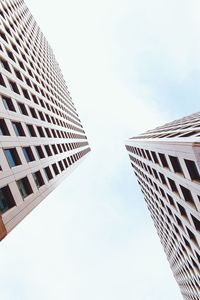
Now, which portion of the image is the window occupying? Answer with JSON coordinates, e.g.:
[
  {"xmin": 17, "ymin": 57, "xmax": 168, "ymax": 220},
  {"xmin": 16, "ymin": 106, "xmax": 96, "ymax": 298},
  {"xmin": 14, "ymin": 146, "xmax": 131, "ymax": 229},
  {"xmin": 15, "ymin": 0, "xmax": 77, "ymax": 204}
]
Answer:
[
  {"xmin": 186, "ymin": 227, "xmax": 198, "ymax": 246},
  {"xmin": 58, "ymin": 160, "xmax": 64, "ymax": 172},
  {"xmin": 17, "ymin": 177, "xmax": 33, "ymax": 199},
  {"xmin": 9, "ymin": 80, "xmax": 20, "ymax": 94},
  {"xmin": 0, "ymin": 185, "xmax": 15, "ymax": 213},
  {"xmin": 18, "ymin": 102, "xmax": 28, "ymax": 115},
  {"xmin": 45, "ymin": 127, "xmax": 51, "ymax": 137},
  {"xmin": 0, "ymin": 119, "xmax": 10, "ymax": 135},
  {"xmin": 52, "ymin": 144, "xmax": 58, "ymax": 154},
  {"xmin": 2, "ymin": 96, "xmax": 16, "ymax": 111},
  {"xmin": 33, "ymin": 171, "xmax": 45, "ymax": 188},
  {"xmin": 32, "ymin": 94, "xmax": 38, "ymax": 104},
  {"xmin": 22, "ymin": 88, "xmax": 30, "ymax": 100},
  {"xmin": 25, "ymin": 77, "xmax": 32, "ymax": 87},
  {"xmin": 159, "ymin": 173, "xmax": 167, "ymax": 185},
  {"xmin": 7, "ymin": 50, "xmax": 15, "ymax": 61},
  {"xmin": 167, "ymin": 194, "xmax": 175, "ymax": 207},
  {"xmin": 38, "ymin": 111, "xmax": 45, "ymax": 121},
  {"xmin": 4, "ymin": 148, "xmax": 21, "ymax": 168},
  {"xmin": 169, "ymin": 155, "xmax": 183, "ymax": 174},
  {"xmin": 12, "ymin": 121, "xmax": 25, "ymax": 136},
  {"xmin": 35, "ymin": 146, "xmax": 45, "ymax": 159},
  {"xmin": 0, "ymin": 30, "xmax": 7, "ymax": 42},
  {"xmin": 67, "ymin": 157, "xmax": 72, "ymax": 166},
  {"xmin": 152, "ymin": 168, "xmax": 159, "ymax": 179},
  {"xmin": 44, "ymin": 145, "xmax": 52, "ymax": 156},
  {"xmin": 63, "ymin": 158, "xmax": 68, "ymax": 169},
  {"xmin": 184, "ymin": 159, "xmax": 200, "ymax": 181},
  {"xmin": 18, "ymin": 59, "xmax": 25, "ymax": 70},
  {"xmin": 0, "ymin": 73, "xmax": 6, "ymax": 86},
  {"xmin": 151, "ymin": 151, "xmax": 159, "ymax": 164},
  {"xmin": 175, "ymin": 215, "xmax": 183, "ymax": 228},
  {"xmin": 177, "ymin": 202, "xmax": 188, "ymax": 218},
  {"xmin": 14, "ymin": 69, "xmax": 23, "ymax": 80},
  {"xmin": 52, "ymin": 163, "xmax": 59, "ymax": 175},
  {"xmin": 0, "ymin": 58, "xmax": 11, "ymax": 72},
  {"xmin": 27, "ymin": 124, "xmax": 37, "ymax": 137},
  {"xmin": 180, "ymin": 185, "xmax": 196, "ymax": 208},
  {"xmin": 158, "ymin": 153, "xmax": 169, "ymax": 168},
  {"xmin": 191, "ymin": 215, "xmax": 200, "ymax": 231},
  {"xmin": 44, "ymin": 166, "xmax": 53, "ymax": 181},
  {"xmin": 168, "ymin": 178, "xmax": 179, "ymax": 194},
  {"xmin": 22, "ymin": 147, "xmax": 35, "ymax": 162},
  {"xmin": 37, "ymin": 126, "xmax": 45, "ymax": 137}
]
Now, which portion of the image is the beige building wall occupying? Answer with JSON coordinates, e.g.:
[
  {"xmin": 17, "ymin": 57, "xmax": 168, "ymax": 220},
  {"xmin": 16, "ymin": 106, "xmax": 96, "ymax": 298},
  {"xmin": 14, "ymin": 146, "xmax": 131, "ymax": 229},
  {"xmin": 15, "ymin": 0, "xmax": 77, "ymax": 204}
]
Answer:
[
  {"xmin": 0, "ymin": 0, "xmax": 91, "ymax": 240},
  {"xmin": 126, "ymin": 113, "xmax": 200, "ymax": 299}
]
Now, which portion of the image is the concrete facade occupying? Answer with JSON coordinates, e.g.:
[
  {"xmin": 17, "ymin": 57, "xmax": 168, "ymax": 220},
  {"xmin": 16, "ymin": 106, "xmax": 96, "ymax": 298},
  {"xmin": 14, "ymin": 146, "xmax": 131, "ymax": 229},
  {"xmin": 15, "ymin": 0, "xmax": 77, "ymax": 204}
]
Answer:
[
  {"xmin": 126, "ymin": 113, "xmax": 200, "ymax": 299},
  {"xmin": 0, "ymin": 0, "xmax": 90, "ymax": 240}
]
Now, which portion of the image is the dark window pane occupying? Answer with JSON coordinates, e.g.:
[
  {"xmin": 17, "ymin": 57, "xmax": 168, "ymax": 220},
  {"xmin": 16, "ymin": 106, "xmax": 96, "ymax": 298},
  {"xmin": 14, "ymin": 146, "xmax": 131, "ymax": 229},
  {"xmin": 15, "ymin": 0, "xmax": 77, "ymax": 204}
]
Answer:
[
  {"xmin": 0, "ymin": 185, "xmax": 15, "ymax": 213},
  {"xmin": 4, "ymin": 148, "xmax": 21, "ymax": 168},
  {"xmin": 33, "ymin": 171, "xmax": 44, "ymax": 188},
  {"xmin": 17, "ymin": 177, "xmax": 33, "ymax": 199}
]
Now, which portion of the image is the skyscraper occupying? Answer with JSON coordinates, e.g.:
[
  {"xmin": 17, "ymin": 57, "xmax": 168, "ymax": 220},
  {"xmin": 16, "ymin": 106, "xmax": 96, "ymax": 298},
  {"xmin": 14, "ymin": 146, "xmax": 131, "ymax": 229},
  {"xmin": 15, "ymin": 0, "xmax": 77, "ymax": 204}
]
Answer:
[
  {"xmin": 126, "ymin": 112, "xmax": 200, "ymax": 299},
  {"xmin": 0, "ymin": 0, "xmax": 90, "ymax": 240}
]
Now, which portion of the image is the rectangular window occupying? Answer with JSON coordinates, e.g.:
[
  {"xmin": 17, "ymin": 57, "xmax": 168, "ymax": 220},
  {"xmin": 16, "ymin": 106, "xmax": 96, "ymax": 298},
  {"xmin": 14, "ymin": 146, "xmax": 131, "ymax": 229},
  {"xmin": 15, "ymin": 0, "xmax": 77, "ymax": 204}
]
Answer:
[
  {"xmin": 4, "ymin": 148, "xmax": 21, "ymax": 168},
  {"xmin": 45, "ymin": 127, "xmax": 51, "ymax": 137},
  {"xmin": 52, "ymin": 163, "xmax": 59, "ymax": 175},
  {"xmin": 25, "ymin": 77, "xmax": 32, "ymax": 87},
  {"xmin": 0, "ymin": 119, "xmax": 10, "ymax": 136},
  {"xmin": 37, "ymin": 126, "xmax": 45, "ymax": 137},
  {"xmin": 12, "ymin": 122, "xmax": 25, "ymax": 136},
  {"xmin": 44, "ymin": 166, "xmax": 53, "ymax": 181},
  {"xmin": 191, "ymin": 215, "xmax": 200, "ymax": 232},
  {"xmin": 63, "ymin": 158, "xmax": 68, "ymax": 169},
  {"xmin": 0, "ymin": 185, "xmax": 15, "ymax": 213},
  {"xmin": 18, "ymin": 102, "xmax": 28, "ymax": 115},
  {"xmin": 27, "ymin": 124, "xmax": 37, "ymax": 137},
  {"xmin": 52, "ymin": 144, "xmax": 58, "ymax": 155},
  {"xmin": 7, "ymin": 50, "xmax": 15, "ymax": 61},
  {"xmin": 67, "ymin": 157, "xmax": 72, "ymax": 166},
  {"xmin": 158, "ymin": 153, "xmax": 169, "ymax": 168},
  {"xmin": 35, "ymin": 145, "xmax": 45, "ymax": 159},
  {"xmin": 184, "ymin": 159, "xmax": 200, "ymax": 181},
  {"xmin": 168, "ymin": 178, "xmax": 179, "ymax": 194},
  {"xmin": 22, "ymin": 147, "xmax": 35, "ymax": 162},
  {"xmin": 151, "ymin": 151, "xmax": 159, "ymax": 164},
  {"xmin": 0, "ymin": 58, "xmax": 11, "ymax": 72},
  {"xmin": 0, "ymin": 73, "xmax": 6, "ymax": 86},
  {"xmin": 22, "ymin": 88, "xmax": 30, "ymax": 100},
  {"xmin": 17, "ymin": 177, "xmax": 33, "ymax": 199},
  {"xmin": 180, "ymin": 185, "xmax": 196, "ymax": 208},
  {"xmin": 2, "ymin": 96, "xmax": 16, "ymax": 111},
  {"xmin": 33, "ymin": 171, "xmax": 45, "ymax": 188},
  {"xmin": 58, "ymin": 160, "xmax": 64, "ymax": 172},
  {"xmin": 14, "ymin": 69, "xmax": 23, "ymax": 80},
  {"xmin": 9, "ymin": 80, "xmax": 20, "ymax": 94},
  {"xmin": 44, "ymin": 145, "xmax": 52, "ymax": 156},
  {"xmin": 177, "ymin": 202, "xmax": 188, "ymax": 218},
  {"xmin": 169, "ymin": 155, "xmax": 183, "ymax": 174}
]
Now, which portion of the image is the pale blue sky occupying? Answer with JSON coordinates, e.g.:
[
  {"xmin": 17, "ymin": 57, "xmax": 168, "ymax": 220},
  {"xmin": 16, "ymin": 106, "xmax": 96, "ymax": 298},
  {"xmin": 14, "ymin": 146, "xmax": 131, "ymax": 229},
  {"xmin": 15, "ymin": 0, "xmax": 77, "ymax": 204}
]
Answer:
[{"xmin": 1, "ymin": 0, "xmax": 200, "ymax": 299}]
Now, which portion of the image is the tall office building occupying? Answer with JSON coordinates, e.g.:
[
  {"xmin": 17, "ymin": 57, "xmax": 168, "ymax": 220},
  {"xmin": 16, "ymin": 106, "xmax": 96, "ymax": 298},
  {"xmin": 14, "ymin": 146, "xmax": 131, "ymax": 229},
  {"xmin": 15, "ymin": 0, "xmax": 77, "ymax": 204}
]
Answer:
[
  {"xmin": 0, "ymin": 0, "xmax": 90, "ymax": 240},
  {"xmin": 126, "ymin": 112, "xmax": 200, "ymax": 299}
]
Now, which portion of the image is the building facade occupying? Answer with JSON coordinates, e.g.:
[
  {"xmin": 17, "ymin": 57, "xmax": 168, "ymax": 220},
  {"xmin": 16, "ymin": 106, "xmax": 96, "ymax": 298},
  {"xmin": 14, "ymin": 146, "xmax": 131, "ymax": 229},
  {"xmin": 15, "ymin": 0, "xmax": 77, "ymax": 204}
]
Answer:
[
  {"xmin": 126, "ymin": 113, "xmax": 200, "ymax": 299},
  {"xmin": 0, "ymin": 0, "xmax": 90, "ymax": 240}
]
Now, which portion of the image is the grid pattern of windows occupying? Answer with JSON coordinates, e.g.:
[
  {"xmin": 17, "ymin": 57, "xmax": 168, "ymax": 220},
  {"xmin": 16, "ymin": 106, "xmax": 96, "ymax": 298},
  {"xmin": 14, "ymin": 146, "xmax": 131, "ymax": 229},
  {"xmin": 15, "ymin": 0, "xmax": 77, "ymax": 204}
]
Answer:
[
  {"xmin": 126, "ymin": 115, "xmax": 200, "ymax": 299},
  {"xmin": 131, "ymin": 111, "xmax": 200, "ymax": 140},
  {"xmin": 0, "ymin": 0, "xmax": 90, "ymax": 240}
]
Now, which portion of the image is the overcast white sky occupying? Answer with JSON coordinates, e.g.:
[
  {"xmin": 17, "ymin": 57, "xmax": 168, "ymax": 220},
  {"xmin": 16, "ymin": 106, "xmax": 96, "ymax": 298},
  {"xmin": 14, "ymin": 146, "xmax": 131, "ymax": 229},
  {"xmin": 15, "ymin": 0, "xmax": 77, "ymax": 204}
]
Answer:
[{"xmin": 2, "ymin": 0, "xmax": 200, "ymax": 299}]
